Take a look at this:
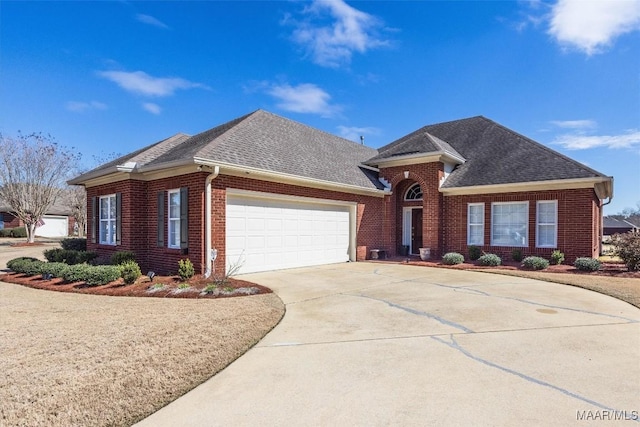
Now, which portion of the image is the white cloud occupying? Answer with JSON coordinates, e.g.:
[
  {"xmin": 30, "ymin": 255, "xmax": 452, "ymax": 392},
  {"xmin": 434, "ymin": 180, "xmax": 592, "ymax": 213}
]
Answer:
[
  {"xmin": 136, "ymin": 14, "xmax": 169, "ymax": 30},
  {"xmin": 266, "ymin": 82, "xmax": 341, "ymax": 117},
  {"xmin": 548, "ymin": 0, "xmax": 640, "ymax": 54},
  {"xmin": 550, "ymin": 119, "xmax": 597, "ymax": 130},
  {"xmin": 98, "ymin": 70, "xmax": 208, "ymax": 97},
  {"xmin": 337, "ymin": 125, "xmax": 380, "ymax": 142},
  {"xmin": 66, "ymin": 100, "xmax": 107, "ymax": 112},
  {"xmin": 142, "ymin": 102, "xmax": 162, "ymax": 115},
  {"xmin": 553, "ymin": 129, "xmax": 640, "ymax": 150},
  {"xmin": 288, "ymin": 0, "xmax": 389, "ymax": 67}
]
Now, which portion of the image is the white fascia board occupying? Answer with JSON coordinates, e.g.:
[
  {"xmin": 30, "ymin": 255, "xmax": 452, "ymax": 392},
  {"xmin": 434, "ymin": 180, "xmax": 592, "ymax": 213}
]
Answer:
[
  {"xmin": 440, "ymin": 176, "xmax": 614, "ymax": 197},
  {"xmin": 370, "ymin": 152, "xmax": 465, "ymax": 168}
]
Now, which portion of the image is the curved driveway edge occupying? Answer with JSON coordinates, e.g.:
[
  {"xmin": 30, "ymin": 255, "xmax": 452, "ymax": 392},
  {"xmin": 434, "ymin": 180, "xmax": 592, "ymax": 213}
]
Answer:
[{"xmin": 136, "ymin": 263, "xmax": 640, "ymax": 426}]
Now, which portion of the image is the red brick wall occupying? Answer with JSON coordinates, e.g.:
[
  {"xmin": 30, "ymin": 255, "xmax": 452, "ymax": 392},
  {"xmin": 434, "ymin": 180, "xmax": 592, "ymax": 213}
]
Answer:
[
  {"xmin": 86, "ymin": 173, "xmax": 385, "ymax": 275},
  {"xmin": 379, "ymin": 163, "xmax": 445, "ymax": 257},
  {"xmin": 442, "ymin": 187, "xmax": 601, "ymax": 262},
  {"xmin": 2, "ymin": 212, "xmax": 22, "ymax": 229}
]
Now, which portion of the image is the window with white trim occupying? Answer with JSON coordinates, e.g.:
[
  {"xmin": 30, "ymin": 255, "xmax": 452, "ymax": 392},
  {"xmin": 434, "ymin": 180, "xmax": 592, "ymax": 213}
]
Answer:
[
  {"xmin": 99, "ymin": 194, "xmax": 116, "ymax": 245},
  {"xmin": 536, "ymin": 200, "xmax": 557, "ymax": 248},
  {"xmin": 168, "ymin": 189, "xmax": 181, "ymax": 249},
  {"xmin": 491, "ymin": 202, "xmax": 528, "ymax": 247},
  {"xmin": 467, "ymin": 203, "xmax": 484, "ymax": 245},
  {"xmin": 404, "ymin": 183, "xmax": 423, "ymax": 201}
]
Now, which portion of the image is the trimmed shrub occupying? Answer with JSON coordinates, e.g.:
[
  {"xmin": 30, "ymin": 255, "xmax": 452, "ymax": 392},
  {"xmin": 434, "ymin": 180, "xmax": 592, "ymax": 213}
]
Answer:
[
  {"xmin": 110, "ymin": 250, "xmax": 136, "ymax": 266},
  {"xmin": 511, "ymin": 249, "xmax": 523, "ymax": 262},
  {"xmin": 178, "ymin": 259, "xmax": 195, "ymax": 280},
  {"xmin": 84, "ymin": 265, "xmax": 121, "ymax": 286},
  {"xmin": 120, "ymin": 260, "xmax": 142, "ymax": 285},
  {"xmin": 62, "ymin": 264, "xmax": 92, "ymax": 282},
  {"xmin": 7, "ymin": 257, "xmax": 40, "ymax": 271},
  {"xmin": 478, "ymin": 253, "xmax": 501, "ymax": 266},
  {"xmin": 44, "ymin": 249, "xmax": 97, "ymax": 265},
  {"xmin": 468, "ymin": 245, "xmax": 481, "ymax": 261},
  {"xmin": 11, "ymin": 227, "xmax": 27, "ymax": 238},
  {"xmin": 442, "ymin": 252, "xmax": 465, "ymax": 265},
  {"xmin": 0, "ymin": 228, "xmax": 13, "ymax": 237},
  {"xmin": 521, "ymin": 256, "xmax": 549, "ymax": 270},
  {"xmin": 60, "ymin": 238, "xmax": 87, "ymax": 251},
  {"xmin": 574, "ymin": 257, "xmax": 601, "ymax": 272},
  {"xmin": 39, "ymin": 262, "xmax": 69, "ymax": 278},
  {"xmin": 612, "ymin": 233, "xmax": 640, "ymax": 271},
  {"xmin": 550, "ymin": 250, "xmax": 565, "ymax": 265},
  {"xmin": 22, "ymin": 260, "xmax": 45, "ymax": 276}
]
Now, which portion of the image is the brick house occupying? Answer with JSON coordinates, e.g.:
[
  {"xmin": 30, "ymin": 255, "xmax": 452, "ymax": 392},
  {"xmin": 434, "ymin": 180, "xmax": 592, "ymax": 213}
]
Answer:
[{"xmin": 69, "ymin": 110, "xmax": 613, "ymax": 275}]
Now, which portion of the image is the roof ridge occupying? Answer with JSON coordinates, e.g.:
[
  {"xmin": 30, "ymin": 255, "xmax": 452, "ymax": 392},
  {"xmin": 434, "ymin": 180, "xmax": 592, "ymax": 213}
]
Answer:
[{"xmin": 482, "ymin": 117, "xmax": 608, "ymax": 178}]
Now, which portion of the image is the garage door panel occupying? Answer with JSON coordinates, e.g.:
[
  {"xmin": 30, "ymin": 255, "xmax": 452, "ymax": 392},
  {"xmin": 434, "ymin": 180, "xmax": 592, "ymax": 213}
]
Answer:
[
  {"xmin": 35, "ymin": 216, "xmax": 68, "ymax": 238},
  {"xmin": 226, "ymin": 195, "xmax": 351, "ymax": 274}
]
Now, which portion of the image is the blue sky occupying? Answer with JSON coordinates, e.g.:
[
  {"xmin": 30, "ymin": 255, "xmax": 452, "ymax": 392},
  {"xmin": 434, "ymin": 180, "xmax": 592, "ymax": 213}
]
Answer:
[{"xmin": 1, "ymin": 0, "xmax": 638, "ymax": 214}]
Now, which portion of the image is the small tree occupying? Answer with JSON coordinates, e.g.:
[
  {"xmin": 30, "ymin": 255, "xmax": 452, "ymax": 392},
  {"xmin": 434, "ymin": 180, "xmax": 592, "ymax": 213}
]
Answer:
[
  {"xmin": 0, "ymin": 132, "xmax": 80, "ymax": 243},
  {"xmin": 62, "ymin": 185, "xmax": 87, "ymax": 237}
]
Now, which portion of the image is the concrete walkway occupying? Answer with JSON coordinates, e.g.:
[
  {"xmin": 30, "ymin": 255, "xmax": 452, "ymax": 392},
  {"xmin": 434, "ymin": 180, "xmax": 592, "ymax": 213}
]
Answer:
[{"xmin": 136, "ymin": 263, "xmax": 640, "ymax": 426}]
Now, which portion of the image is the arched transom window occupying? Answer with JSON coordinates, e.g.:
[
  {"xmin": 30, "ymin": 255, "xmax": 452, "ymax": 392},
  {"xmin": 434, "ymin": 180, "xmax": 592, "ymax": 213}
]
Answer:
[{"xmin": 404, "ymin": 183, "xmax": 423, "ymax": 201}]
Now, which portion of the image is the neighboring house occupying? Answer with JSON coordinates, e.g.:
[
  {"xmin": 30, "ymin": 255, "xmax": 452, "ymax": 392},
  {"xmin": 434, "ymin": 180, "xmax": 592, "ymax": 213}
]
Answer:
[
  {"xmin": 603, "ymin": 216, "xmax": 639, "ymax": 238},
  {"xmin": 0, "ymin": 199, "xmax": 76, "ymax": 238},
  {"xmin": 69, "ymin": 110, "xmax": 613, "ymax": 275}
]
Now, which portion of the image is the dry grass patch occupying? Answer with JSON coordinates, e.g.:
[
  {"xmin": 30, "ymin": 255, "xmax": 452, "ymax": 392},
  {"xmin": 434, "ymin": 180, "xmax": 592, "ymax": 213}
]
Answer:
[
  {"xmin": 0, "ymin": 282, "xmax": 284, "ymax": 427},
  {"xmin": 473, "ymin": 269, "xmax": 640, "ymax": 309}
]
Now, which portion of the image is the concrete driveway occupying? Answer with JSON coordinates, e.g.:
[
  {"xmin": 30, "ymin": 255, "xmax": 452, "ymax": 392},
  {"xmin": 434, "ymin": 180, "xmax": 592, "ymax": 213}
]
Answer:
[{"xmin": 139, "ymin": 262, "xmax": 639, "ymax": 426}]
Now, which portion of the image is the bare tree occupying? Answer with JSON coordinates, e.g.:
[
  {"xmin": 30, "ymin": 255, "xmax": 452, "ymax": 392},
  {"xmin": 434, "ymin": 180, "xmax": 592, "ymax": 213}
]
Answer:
[
  {"xmin": 62, "ymin": 185, "xmax": 87, "ymax": 237},
  {"xmin": 0, "ymin": 132, "xmax": 80, "ymax": 242}
]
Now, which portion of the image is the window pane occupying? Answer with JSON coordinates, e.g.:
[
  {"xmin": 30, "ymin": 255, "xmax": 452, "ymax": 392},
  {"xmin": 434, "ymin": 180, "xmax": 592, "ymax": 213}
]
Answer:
[
  {"xmin": 100, "ymin": 199, "xmax": 109, "ymax": 219},
  {"xmin": 469, "ymin": 225, "xmax": 483, "ymax": 245},
  {"xmin": 538, "ymin": 224, "xmax": 555, "ymax": 246},
  {"xmin": 492, "ymin": 202, "xmax": 527, "ymax": 247},
  {"xmin": 169, "ymin": 192, "xmax": 180, "ymax": 219},
  {"xmin": 169, "ymin": 219, "xmax": 180, "ymax": 247},
  {"xmin": 109, "ymin": 196, "xmax": 116, "ymax": 219}
]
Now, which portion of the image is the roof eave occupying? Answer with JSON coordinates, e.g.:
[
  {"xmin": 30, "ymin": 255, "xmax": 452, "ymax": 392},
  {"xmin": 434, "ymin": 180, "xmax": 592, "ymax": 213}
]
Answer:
[
  {"xmin": 366, "ymin": 151, "xmax": 465, "ymax": 168},
  {"xmin": 440, "ymin": 176, "xmax": 614, "ymax": 197}
]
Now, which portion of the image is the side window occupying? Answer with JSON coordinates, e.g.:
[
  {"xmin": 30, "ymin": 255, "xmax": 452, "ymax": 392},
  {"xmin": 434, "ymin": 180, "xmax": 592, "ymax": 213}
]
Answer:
[
  {"xmin": 536, "ymin": 200, "xmax": 557, "ymax": 248},
  {"xmin": 168, "ymin": 189, "xmax": 181, "ymax": 249},
  {"xmin": 467, "ymin": 203, "xmax": 484, "ymax": 245},
  {"xmin": 99, "ymin": 194, "xmax": 116, "ymax": 245}
]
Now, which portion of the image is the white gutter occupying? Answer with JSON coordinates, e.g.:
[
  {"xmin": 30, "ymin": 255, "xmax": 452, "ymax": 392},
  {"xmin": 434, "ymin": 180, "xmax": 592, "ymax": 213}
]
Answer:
[{"xmin": 203, "ymin": 165, "xmax": 220, "ymax": 278}]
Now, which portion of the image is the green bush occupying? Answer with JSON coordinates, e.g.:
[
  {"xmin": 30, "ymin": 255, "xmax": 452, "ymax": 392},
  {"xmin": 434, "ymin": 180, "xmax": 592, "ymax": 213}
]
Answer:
[
  {"xmin": 468, "ymin": 245, "xmax": 481, "ymax": 261},
  {"xmin": 521, "ymin": 256, "xmax": 549, "ymax": 270},
  {"xmin": 12, "ymin": 227, "xmax": 27, "ymax": 238},
  {"xmin": 550, "ymin": 250, "xmax": 565, "ymax": 265},
  {"xmin": 8, "ymin": 259, "xmax": 44, "ymax": 275},
  {"xmin": 574, "ymin": 257, "xmax": 601, "ymax": 272},
  {"xmin": 612, "ymin": 233, "xmax": 640, "ymax": 271},
  {"xmin": 120, "ymin": 260, "xmax": 142, "ymax": 285},
  {"xmin": 44, "ymin": 249, "xmax": 97, "ymax": 265},
  {"xmin": 178, "ymin": 259, "xmax": 195, "ymax": 280},
  {"xmin": 478, "ymin": 253, "xmax": 501, "ymax": 266},
  {"xmin": 110, "ymin": 250, "xmax": 136, "ymax": 266},
  {"xmin": 39, "ymin": 262, "xmax": 69, "ymax": 278},
  {"xmin": 0, "ymin": 228, "xmax": 13, "ymax": 237},
  {"xmin": 60, "ymin": 238, "xmax": 87, "ymax": 251},
  {"xmin": 442, "ymin": 252, "xmax": 464, "ymax": 265},
  {"xmin": 84, "ymin": 265, "xmax": 121, "ymax": 286},
  {"xmin": 62, "ymin": 264, "xmax": 92, "ymax": 282},
  {"xmin": 7, "ymin": 257, "xmax": 40, "ymax": 271},
  {"xmin": 511, "ymin": 249, "xmax": 523, "ymax": 262}
]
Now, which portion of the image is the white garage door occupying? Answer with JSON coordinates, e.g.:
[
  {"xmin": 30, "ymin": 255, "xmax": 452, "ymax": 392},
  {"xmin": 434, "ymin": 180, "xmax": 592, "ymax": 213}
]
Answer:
[
  {"xmin": 35, "ymin": 215, "xmax": 68, "ymax": 238},
  {"xmin": 226, "ymin": 193, "xmax": 352, "ymax": 274}
]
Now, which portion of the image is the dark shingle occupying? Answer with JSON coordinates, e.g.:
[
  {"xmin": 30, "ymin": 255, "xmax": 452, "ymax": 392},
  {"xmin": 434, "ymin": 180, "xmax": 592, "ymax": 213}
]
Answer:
[{"xmin": 370, "ymin": 116, "xmax": 607, "ymax": 187}]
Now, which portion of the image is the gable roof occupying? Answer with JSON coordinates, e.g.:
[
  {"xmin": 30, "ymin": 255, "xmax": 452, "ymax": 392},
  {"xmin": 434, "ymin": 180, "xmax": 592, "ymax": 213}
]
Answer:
[
  {"xmin": 368, "ymin": 116, "xmax": 610, "ymax": 189},
  {"xmin": 365, "ymin": 131, "xmax": 465, "ymax": 164},
  {"xmin": 604, "ymin": 216, "xmax": 639, "ymax": 230},
  {"xmin": 70, "ymin": 110, "xmax": 384, "ymax": 191}
]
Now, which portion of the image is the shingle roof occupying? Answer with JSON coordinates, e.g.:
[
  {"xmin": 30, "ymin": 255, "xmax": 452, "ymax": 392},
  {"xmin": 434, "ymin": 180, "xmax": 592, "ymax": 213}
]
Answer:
[
  {"xmin": 369, "ymin": 116, "xmax": 609, "ymax": 188},
  {"xmin": 73, "ymin": 110, "xmax": 384, "ymax": 191},
  {"xmin": 365, "ymin": 131, "xmax": 464, "ymax": 163},
  {"xmin": 604, "ymin": 216, "xmax": 639, "ymax": 229}
]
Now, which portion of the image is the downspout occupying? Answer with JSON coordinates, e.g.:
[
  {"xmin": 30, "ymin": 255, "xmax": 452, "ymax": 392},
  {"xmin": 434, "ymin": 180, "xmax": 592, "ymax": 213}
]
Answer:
[
  {"xmin": 204, "ymin": 165, "xmax": 220, "ymax": 278},
  {"xmin": 599, "ymin": 179, "xmax": 614, "ymax": 256}
]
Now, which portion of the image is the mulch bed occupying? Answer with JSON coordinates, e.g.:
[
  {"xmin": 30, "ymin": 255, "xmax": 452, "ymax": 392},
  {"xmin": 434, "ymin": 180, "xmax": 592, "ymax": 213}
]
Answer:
[
  {"xmin": 379, "ymin": 257, "xmax": 640, "ymax": 279},
  {"xmin": 0, "ymin": 272, "xmax": 272, "ymax": 299}
]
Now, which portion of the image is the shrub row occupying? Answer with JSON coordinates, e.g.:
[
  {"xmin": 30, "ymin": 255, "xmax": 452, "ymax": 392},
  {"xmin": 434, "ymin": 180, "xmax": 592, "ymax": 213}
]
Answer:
[
  {"xmin": 7, "ymin": 257, "xmax": 141, "ymax": 286},
  {"xmin": 0, "ymin": 227, "xmax": 27, "ymax": 238},
  {"xmin": 43, "ymin": 248, "xmax": 98, "ymax": 265},
  {"xmin": 60, "ymin": 238, "xmax": 87, "ymax": 251}
]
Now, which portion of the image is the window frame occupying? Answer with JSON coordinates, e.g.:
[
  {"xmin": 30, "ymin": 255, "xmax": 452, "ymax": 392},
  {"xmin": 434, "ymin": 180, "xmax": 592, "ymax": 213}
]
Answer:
[
  {"xmin": 404, "ymin": 183, "xmax": 423, "ymax": 201},
  {"xmin": 490, "ymin": 201, "xmax": 529, "ymax": 247},
  {"xmin": 467, "ymin": 203, "xmax": 485, "ymax": 246},
  {"xmin": 536, "ymin": 200, "xmax": 558, "ymax": 248},
  {"xmin": 99, "ymin": 194, "xmax": 117, "ymax": 245},
  {"xmin": 167, "ymin": 189, "xmax": 181, "ymax": 249}
]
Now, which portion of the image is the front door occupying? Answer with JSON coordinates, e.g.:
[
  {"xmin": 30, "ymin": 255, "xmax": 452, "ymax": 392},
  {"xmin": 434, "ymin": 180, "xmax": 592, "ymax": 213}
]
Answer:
[{"xmin": 411, "ymin": 209, "xmax": 423, "ymax": 255}]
